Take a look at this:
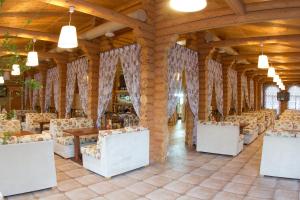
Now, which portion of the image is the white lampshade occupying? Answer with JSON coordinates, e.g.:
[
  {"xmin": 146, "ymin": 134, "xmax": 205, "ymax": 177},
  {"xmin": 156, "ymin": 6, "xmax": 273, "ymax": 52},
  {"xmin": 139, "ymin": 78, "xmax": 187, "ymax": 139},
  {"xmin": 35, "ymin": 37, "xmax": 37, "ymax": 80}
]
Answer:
[
  {"xmin": 0, "ymin": 76, "xmax": 4, "ymax": 84},
  {"xmin": 281, "ymin": 85, "xmax": 286, "ymax": 90},
  {"xmin": 267, "ymin": 67, "xmax": 275, "ymax": 77},
  {"xmin": 58, "ymin": 25, "xmax": 78, "ymax": 48},
  {"xmin": 258, "ymin": 54, "xmax": 269, "ymax": 69},
  {"xmin": 273, "ymin": 74, "xmax": 279, "ymax": 83},
  {"xmin": 26, "ymin": 51, "xmax": 39, "ymax": 67},
  {"xmin": 170, "ymin": 0, "xmax": 207, "ymax": 12},
  {"xmin": 11, "ymin": 64, "xmax": 20, "ymax": 76}
]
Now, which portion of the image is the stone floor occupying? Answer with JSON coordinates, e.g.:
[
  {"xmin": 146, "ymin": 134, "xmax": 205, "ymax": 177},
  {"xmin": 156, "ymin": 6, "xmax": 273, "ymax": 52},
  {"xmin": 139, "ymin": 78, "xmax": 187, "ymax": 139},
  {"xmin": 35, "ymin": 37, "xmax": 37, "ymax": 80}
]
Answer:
[{"xmin": 7, "ymin": 121, "xmax": 300, "ymax": 200}]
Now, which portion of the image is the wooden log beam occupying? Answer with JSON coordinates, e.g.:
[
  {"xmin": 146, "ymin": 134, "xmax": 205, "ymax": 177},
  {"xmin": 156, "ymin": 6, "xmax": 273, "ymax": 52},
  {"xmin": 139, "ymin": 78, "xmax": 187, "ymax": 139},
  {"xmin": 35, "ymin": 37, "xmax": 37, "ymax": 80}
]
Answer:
[
  {"xmin": 207, "ymin": 34, "xmax": 300, "ymax": 48},
  {"xmin": 224, "ymin": 0, "xmax": 246, "ymax": 15},
  {"xmin": 38, "ymin": 0, "xmax": 150, "ymax": 30},
  {"xmin": 236, "ymin": 63, "xmax": 300, "ymax": 70},
  {"xmin": 0, "ymin": 50, "xmax": 66, "ymax": 60},
  {"xmin": 157, "ymin": 7, "xmax": 300, "ymax": 36},
  {"xmin": 224, "ymin": 52, "xmax": 300, "ymax": 60}
]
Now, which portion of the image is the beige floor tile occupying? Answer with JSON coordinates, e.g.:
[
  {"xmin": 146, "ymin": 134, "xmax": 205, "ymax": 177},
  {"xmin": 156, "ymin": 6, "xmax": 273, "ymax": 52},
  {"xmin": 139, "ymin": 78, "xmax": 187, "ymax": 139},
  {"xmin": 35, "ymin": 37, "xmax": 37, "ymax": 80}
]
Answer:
[
  {"xmin": 146, "ymin": 188, "xmax": 180, "ymax": 200},
  {"xmin": 273, "ymin": 189, "xmax": 299, "ymax": 200},
  {"xmin": 176, "ymin": 195, "xmax": 200, "ymax": 200},
  {"xmin": 126, "ymin": 169, "xmax": 156, "ymax": 180},
  {"xmin": 7, "ymin": 193, "xmax": 36, "ymax": 200},
  {"xmin": 39, "ymin": 193, "xmax": 69, "ymax": 200},
  {"xmin": 57, "ymin": 172, "xmax": 71, "ymax": 182},
  {"xmin": 65, "ymin": 187, "xmax": 98, "ymax": 200},
  {"xmin": 253, "ymin": 177, "xmax": 277, "ymax": 188},
  {"xmin": 65, "ymin": 168, "xmax": 91, "ymax": 178},
  {"xmin": 276, "ymin": 179, "xmax": 300, "ymax": 191},
  {"xmin": 212, "ymin": 191, "xmax": 244, "ymax": 200},
  {"xmin": 231, "ymin": 175, "xmax": 256, "ymax": 185},
  {"xmin": 57, "ymin": 179, "xmax": 82, "ymax": 192},
  {"xmin": 75, "ymin": 174, "xmax": 105, "ymax": 185},
  {"xmin": 211, "ymin": 171, "xmax": 235, "ymax": 181},
  {"xmin": 88, "ymin": 181, "xmax": 120, "ymax": 195},
  {"xmin": 178, "ymin": 173, "xmax": 207, "ymax": 185},
  {"xmin": 90, "ymin": 197, "xmax": 108, "ymax": 200},
  {"xmin": 160, "ymin": 169, "xmax": 186, "ymax": 179},
  {"xmin": 104, "ymin": 189, "xmax": 139, "ymax": 200},
  {"xmin": 108, "ymin": 175, "xmax": 138, "ymax": 187},
  {"xmin": 200, "ymin": 178, "xmax": 228, "ymax": 190},
  {"xmin": 126, "ymin": 181, "xmax": 157, "ymax": 195},
  {"xmin": 186, "ymin": 186, "xmax": 218, "ymax": 199},
  {"xmin": 144, "ymin": 175, "xmax": 173, "ymax": 187},
  {"xmin": 33, "ymin": 188, "xmax": 60, "ymax": 198},
  {"xmin": 163, "ymin": 180, "xmax": 194, "ymax": 194},
  {"xmin": 223, "ymin": 182, "xmax": 251, "ymax": 195},
  {"xmin": 247, "ymin": 186, "xmax": 274, "ymax": 199},
  {"xmin": 190, "ymin": 168, "xmax": 215, "ymax": 177},
  {"xmin": 238, "ymin": 167, "xmax": 259, "ymax": 177},
  {"xmin": 57, "ymin": 163, "xmax": 81, "ymax": 171}
]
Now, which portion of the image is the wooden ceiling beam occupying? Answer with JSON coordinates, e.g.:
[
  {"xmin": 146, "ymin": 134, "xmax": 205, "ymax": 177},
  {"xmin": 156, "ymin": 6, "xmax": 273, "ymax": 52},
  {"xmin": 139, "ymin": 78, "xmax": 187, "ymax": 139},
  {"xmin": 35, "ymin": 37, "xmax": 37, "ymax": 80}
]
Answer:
[
  {"xmin": 224, "ymin": 0, "xmax": 246, "ymax": 15},
  {"xmin": 224, "ymin": 52, "xmax": 300, "ymax": 60},
  {"xmin": 157, "ymin": 7, "xmax": 300, "ymax": 36},
  {"xmin": 207, "ymin": 34, "xmax": 300, "ymax": 48},
  {"xmin": 38, "ymin": 0, "xmax": 150, "ymax": 30}
]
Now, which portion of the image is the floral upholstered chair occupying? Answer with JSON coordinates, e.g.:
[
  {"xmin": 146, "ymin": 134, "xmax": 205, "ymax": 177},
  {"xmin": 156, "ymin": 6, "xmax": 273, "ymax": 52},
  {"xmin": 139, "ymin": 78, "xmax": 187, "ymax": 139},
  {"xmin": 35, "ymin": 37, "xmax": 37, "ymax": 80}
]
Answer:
[
  {"xmin": 0, "ymin": 120, "xmax": 21, "ymax": 136},
  {"xmin": 274, "ymin": 120, "xmax": 294, "ymax": 131},
  {"xmin": 24, "ymin": 113, "xmax": 57, "ymax": 132}
]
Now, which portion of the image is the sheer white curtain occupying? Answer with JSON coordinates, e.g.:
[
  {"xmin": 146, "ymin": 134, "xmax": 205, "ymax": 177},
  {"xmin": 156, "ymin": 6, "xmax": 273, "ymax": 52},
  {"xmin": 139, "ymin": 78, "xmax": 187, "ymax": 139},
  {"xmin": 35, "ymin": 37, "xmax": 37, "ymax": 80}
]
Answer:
[
  {"xmin": 288, "ymin": 85, "xmax": 300, "ymax": 110},
  {"xmin": 32, "ymin": 73, "xmax": 41, "ymax": 110},
  {"xmin": 264, "ymin": 85, "xmax": 280, "ymax": 114},
  {"xmin": 241, "ymin": 75, "xmax": 250, "ymax": 108},
  {"xmin": 250, "ymin": 79, "xmax": 254, "ymax": 109},
  {"xmin": 45, "ymin": 67, "xmax": 59, "ymax": 112},
  {"xmin": 228, "ymin": 69, "xmax": 238, "ymax": 113}
]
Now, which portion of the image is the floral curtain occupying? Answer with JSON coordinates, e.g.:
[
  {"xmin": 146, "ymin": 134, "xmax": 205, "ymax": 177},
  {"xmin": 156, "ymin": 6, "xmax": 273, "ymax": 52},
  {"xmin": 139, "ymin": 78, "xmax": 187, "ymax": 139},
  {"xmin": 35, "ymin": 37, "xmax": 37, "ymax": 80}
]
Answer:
[
  {"xmin": 119, "ymin": 44, "xmax": 141, "ymax": 117},
  {"xmin": 185, "ymin": 48, "xmax": 199, "ymax": 143},
  {"xmin": 97, "ymin": 49, "xmax": 119, "ymax": 126},
  {"xmin": 241, "ymin": 75, "xmax": 250, "ymax": 108},
  {"xmin": 45, "ymin": 67, "xmax": 59, "ymax": 112},
  {"xmin": 228, "ymin": 69, "xmax": 238, "ymax": 113},
  {"xmin": 207, "ymin": 59, "xmax": 223, "ymax": 116},
  {"xmin": 250, "ymin": 79, "xmax": 254, "ymax": 109},
  {"xmin": 65, "ymin": 57, "xmax": 89, "ymax": 117},
  {"xmin": 167, "ymin": 44, "xmax": 185, "ymax": 118},
  {"xmin": 32, "ymin": 73, "xmax": 41, "ymax": 110}
]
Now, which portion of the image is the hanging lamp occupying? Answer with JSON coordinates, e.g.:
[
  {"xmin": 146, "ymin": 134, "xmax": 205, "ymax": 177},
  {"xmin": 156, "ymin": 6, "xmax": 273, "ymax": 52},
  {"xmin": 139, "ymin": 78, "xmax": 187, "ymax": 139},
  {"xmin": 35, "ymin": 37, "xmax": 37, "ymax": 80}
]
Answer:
[
  {"xmin": 267, "ymin": 66, "xmax": 275, "ymax": 78},
  {"xmin": 0, "ymin": 76, "xmax": 4, "ymax": 84},
  {"xmin": 273, "ymin": 74, "xmax": 279, "ymax": 83},
  {"xmin": 26, "ymin": 39, "xmax": 39, "ymax": 67},
  {"xmin": 11, "ymin": 64, "xmax": 20, "ymax": 76},
  {"xmin": 258, "ymin": 43, "xmax": 269, "ymax": 69},
  {"xmin": 58, "ymin": 6, "xmax": 78, "ymax": 49},
  {"xmin": 170, "ymin": 0, "xmax": 207, "ymax": 12}
]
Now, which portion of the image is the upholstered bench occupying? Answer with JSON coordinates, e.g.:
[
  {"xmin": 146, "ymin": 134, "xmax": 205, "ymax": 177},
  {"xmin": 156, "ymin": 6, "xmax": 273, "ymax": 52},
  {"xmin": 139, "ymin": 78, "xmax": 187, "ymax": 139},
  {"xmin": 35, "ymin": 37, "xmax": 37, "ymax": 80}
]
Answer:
[
  {"xmin": 0, "ymin": 133, "xmax": 56, "ymax": 196},
  {"xmin": 81, "ymin": 127, "xmax": 149, "ymax": 178},
  {"xmin": 23, "ymin": 113, "xmax": 57, "ymax": 133},
  {"xmin": 44, "ymin": 118, "xmax": 96, "ymax": 158},
  {"xmin": 260, "ymin": 129, "xmax": 300, "ymax": 179},
  {"xmin": 197, "ymin": 121, "xmax": 244, "ymax": 156}
]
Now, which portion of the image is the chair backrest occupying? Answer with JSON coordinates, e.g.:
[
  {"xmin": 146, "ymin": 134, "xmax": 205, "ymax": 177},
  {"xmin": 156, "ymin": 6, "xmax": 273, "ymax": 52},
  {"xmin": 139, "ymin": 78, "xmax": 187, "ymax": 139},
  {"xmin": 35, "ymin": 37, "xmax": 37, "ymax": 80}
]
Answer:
[
  {"xmin": 0, "ymin": 120, "xmax": 21, "ymax": 135},
  {"xmin": 274, "ymin": 120, "xmax": 294, "ymax": 131},
  {"xmin": 71, "ymin": 118, "xmax": 94, "ymax": 128},
  {"xmin": 49, "ymin": 118, "xmax": 77, "ymax": 138}
]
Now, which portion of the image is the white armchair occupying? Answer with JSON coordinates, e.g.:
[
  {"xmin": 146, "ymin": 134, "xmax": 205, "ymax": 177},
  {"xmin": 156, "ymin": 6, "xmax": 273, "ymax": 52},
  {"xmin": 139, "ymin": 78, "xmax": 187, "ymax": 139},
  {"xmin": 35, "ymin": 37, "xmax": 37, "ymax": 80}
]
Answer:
[
  {"xmin": 81, "ymin": 127, "xmax": 149, "ymax": 178},
  {"xmin": 197, "ymin": 121, "xmax": 243, "ymax": 156}
]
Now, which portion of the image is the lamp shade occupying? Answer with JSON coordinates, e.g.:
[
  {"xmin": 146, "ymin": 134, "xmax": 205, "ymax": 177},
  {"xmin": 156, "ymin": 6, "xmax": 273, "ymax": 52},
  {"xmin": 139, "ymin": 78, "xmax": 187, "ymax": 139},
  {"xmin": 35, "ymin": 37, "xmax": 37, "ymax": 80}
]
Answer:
[
  {"xmin": 267, "ymin": 67, "xmax": 275, "ymax": 77},
  {"xmin": 170, "ymin": 0, "xmax": 207, "ymax": 12},
  {"xmin": 258, "ymin": 54, "xmax": 269, "ymax": 69},
  {"xmin": 58, "ymin": 25, "xmax": 78, "ymax": 48},
  {"xmin": 282, "ymin": 85, "xmax": 286, "ymax": 90},
  {"xmin": 0, "ymin": 76, "xmax": 4, "ymax": 84},
  {"xmin": 26, "ymin": 51, "xmax": 39, "ymax": 67},
  {"xmin": 11, "ymin": 64, "xmax": 20, "ymax": 76},
  {"xmin": 273, "ymin": 74, "xmax": 279, "ymax": 83}
]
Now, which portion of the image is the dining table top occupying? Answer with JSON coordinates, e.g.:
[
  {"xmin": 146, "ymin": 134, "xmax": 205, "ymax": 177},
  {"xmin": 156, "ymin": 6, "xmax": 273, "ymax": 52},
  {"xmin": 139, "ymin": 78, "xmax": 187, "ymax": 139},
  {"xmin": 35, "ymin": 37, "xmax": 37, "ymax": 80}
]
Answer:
[
  {"xmin": 14, "ymin": 131, "xmax": 34, "ymax": 137},
  {"xmin": 64, "ymin": 127, "xmax": 99, "ymax": 137}
]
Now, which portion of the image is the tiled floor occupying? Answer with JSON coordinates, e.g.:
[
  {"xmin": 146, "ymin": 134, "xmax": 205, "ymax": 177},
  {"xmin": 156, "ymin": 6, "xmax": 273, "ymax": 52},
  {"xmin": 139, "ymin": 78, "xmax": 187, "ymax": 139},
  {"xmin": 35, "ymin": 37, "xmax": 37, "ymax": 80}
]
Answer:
[{"xmin": 7, "ymin": 122, "xmax": 300, "ymax": 200}]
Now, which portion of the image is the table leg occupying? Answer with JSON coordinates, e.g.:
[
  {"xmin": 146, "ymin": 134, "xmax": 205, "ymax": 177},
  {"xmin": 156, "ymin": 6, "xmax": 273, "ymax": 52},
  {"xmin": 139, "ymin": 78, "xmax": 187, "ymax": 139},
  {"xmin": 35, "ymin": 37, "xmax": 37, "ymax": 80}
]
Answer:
[
  {"xmin": 40, "ymin": 123, "xmax": 43, "ymax": 132},
  {"xmin": 74, "ymin": 136, "xmax": 80, "ymax": 162}
]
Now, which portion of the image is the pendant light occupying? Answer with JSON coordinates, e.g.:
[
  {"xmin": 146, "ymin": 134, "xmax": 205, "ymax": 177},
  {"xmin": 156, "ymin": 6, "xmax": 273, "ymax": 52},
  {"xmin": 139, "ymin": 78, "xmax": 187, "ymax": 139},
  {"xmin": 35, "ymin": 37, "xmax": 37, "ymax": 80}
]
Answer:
[
  {"xmin": 58, "ymin": 6, "xmax": 78, "ymax": 49},
  {"xmin": 267, "ymin": 66, "xmax": 275, "ymax": 78},
  {"xmin": 11, "ymin": 64, "xmax": 20, "ymax": 76},
  {"xmin": 0, "ymin": 76, "xmax": 4, "ymax": 85},
  {"xmin": 26, "ymin": 39, "xmax": 39, "ymax": 67},
  {"xmin": 258, "ymin": 43, "xmax": 269, "ymax": 69},
  {"xmin": 170, "ymin": 0, "xmax": 207, "ymax": 12},
  {"xmin": 273, "ymin": 74, "xmax": 279, "ymax": 83}
]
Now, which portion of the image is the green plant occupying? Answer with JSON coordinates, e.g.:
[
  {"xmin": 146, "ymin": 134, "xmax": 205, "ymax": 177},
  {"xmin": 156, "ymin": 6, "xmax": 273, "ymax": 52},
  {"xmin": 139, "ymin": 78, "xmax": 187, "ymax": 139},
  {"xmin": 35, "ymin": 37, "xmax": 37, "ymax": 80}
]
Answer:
[
  {"xmin": 2, "ymin": 131, "xmax": 13, "ymax": 145},
  {"xmin": 6, "ymin": 110, "xmax": 16, "ymax": 120},
  {"xmin": 24, "ymin": 79, "xmax": 43, "ymax": 90}
]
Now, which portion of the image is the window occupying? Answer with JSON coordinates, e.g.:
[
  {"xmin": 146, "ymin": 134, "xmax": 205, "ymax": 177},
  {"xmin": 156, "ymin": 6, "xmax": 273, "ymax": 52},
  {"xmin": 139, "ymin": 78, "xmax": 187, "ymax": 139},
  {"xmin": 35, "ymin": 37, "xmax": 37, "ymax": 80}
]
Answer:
[
  {"xmin": 288, "ymin": 85, "xmax": 300, "ymax": 110},
  {"xmin": 264, "ymin": 85, "xmax": 280, "ymax": 114}
]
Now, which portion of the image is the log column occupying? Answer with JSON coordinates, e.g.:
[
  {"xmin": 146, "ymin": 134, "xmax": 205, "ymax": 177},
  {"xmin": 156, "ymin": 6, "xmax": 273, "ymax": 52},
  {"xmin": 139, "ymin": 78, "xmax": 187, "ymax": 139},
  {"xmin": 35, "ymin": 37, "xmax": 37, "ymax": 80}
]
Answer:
[
  {"xmin": 82, "ymin": 43, "xmax": 100, "ymax": 122},
  {"xmin": 237, "ymin": 68, "xmax": 244, "ymax": 114},
  {"xmin": 53, "ymin": 56, "xmax": 68, "ymax": 118},
  {"xmin": 39, "ymin": 66, "xmax": 47, "ymax": 112},
  {"xmin": 222, "ymin": 60, "xmax": 235, "ymax": 116}
]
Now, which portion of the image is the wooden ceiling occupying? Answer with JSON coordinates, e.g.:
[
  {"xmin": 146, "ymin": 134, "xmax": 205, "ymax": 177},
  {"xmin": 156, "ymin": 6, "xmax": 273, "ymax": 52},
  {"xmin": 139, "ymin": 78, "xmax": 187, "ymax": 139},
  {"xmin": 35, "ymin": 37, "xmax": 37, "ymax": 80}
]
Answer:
[{"xmin": 0, "ymin": 0, "xmax": 300, "ymax": 84}]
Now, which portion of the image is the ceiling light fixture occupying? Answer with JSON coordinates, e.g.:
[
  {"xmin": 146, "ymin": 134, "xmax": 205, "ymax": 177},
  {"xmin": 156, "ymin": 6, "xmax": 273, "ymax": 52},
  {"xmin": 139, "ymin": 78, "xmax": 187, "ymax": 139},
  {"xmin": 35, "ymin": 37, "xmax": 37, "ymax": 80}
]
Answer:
[
  {"xmin": 11, "ymin": 64, "xmax": 20, "ymax": 76},
  {"xmin": 26, "ymin": 39, "xmax": 39, "ymax": 67},
  {"xmin": 267, "ymin": 66, "xmax": 275, "ymax": 78},
  {"xmin": 58, "ymin": 6, "xmax": 78, "ymax": 49},
  {"xmin": 258, "ymin": 43, "xmax": 269, "ymax": 69},
  {"xmin": 170, "ymin": 0, "xmax": 207, "ymax": 12},
  {"xmin": 0, "ymin": 76, "xmax": 4, "ymax": 85},
  {"xmin": 273, "ymin": 74, "xmax": 279, "ymax": 83}
]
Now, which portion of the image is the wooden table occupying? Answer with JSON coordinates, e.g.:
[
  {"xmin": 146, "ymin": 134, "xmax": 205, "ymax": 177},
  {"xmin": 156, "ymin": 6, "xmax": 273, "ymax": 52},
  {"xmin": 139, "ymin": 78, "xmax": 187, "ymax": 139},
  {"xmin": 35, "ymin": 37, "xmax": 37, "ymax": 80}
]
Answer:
[
  {"xmin": 14, "ymin": 131, "xmax": 34, "ymax": 137},
  {"xmin": 64, "ymin": 128, "xmax": 99, "ymax": 163},
  {"xmin": 239, "ymin": 123, "xmax": 249, "ymax": 134},
  {"xmin": 34, "ymin": 120, "xmax": 50, "ymax": 132}
]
